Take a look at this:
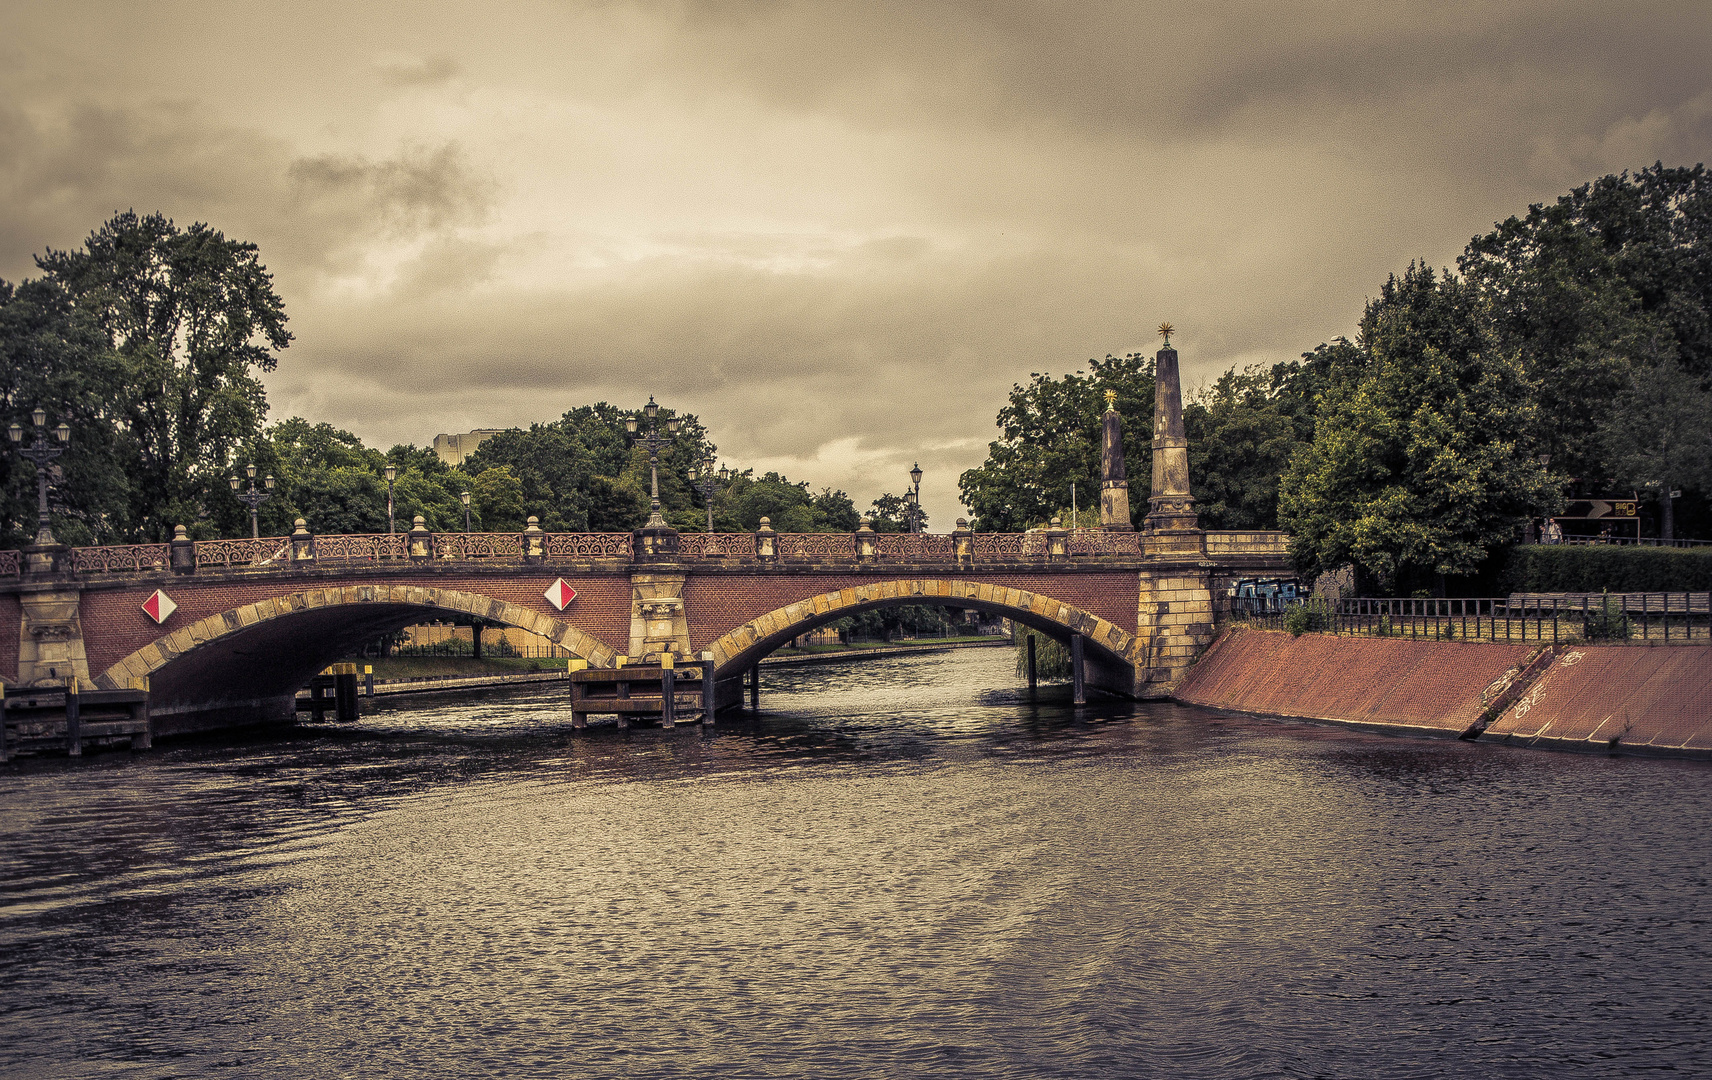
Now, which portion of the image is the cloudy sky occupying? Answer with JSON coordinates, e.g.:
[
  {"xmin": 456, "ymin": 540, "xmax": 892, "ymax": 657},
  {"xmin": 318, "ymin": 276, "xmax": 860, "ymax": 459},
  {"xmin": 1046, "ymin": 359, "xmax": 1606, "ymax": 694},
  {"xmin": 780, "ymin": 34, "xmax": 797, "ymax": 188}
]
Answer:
[{"xmin": 3, "ymin": 2, "xmax": 1710, "ymax": 525}]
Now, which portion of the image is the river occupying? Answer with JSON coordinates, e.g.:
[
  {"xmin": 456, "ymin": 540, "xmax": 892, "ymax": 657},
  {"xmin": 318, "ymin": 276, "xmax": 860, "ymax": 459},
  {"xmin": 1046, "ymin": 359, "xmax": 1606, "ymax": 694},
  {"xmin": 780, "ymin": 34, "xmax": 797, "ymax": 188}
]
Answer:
[{"xmin": 2, "ymin": 647, "xmax": 1708, "ymax": 1078}]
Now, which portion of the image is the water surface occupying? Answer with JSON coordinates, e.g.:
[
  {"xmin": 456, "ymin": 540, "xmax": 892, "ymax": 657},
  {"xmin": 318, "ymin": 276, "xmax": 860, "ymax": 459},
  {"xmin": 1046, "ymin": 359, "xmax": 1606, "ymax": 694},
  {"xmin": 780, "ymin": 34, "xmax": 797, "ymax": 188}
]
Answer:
[{"xmin": 2, "ymin": 648, "xmax": 1708, "ymax": 1078}]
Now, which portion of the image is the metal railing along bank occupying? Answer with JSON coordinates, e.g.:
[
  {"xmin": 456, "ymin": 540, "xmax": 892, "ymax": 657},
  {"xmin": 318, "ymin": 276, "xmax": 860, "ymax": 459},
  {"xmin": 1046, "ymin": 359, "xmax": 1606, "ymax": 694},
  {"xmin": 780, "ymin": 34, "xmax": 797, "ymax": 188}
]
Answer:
[
  {"xmin": 1231, "ymin": 593, "xmax": 1712, "ymax": 644},
  {"xmin": 6, "ymin": 528, "xmax": 1290, "ymax": 576}
]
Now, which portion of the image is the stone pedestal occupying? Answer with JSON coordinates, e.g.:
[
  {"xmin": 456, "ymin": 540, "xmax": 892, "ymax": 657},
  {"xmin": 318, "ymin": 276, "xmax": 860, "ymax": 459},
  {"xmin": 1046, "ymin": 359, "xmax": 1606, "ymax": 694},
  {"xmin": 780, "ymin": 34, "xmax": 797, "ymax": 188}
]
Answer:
[
  {"xmin": 1145, "ymin": 345, "xmax": 1199, "ymax": 534},
  {"xmin": 18, "ymin": 585, "xmax": 90, "ymax": 688},
  {"xmin": 629, "ymin": 571, "xmax": 691, "ymax": 663},
  {"xmin": 1134, "ymin": 565, "xmax": 1215, "ymax": 698},
  {"xmin": 1099, "ymin": 391, "xmax": 1134, "ymax": 530}
]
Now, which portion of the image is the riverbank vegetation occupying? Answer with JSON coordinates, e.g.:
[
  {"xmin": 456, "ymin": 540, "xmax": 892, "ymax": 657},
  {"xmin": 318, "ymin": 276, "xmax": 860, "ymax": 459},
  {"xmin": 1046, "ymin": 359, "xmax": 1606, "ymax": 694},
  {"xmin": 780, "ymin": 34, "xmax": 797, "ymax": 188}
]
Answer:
[{"xmin": 960, "ymin": 165, "xmax": 1712, "ymax": 595}]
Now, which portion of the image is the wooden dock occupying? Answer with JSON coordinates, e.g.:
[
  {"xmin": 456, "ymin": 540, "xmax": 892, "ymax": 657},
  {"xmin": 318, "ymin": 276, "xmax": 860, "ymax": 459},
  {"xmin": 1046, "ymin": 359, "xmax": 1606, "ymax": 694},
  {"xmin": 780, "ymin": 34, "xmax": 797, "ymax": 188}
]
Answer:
[
  {"xmin": 1, "ymin": 684, "xmax": 150, "ymax": 760},
  {"xmin": 569, "ymin": 657, "xmax": 715, "ymax": 729}
]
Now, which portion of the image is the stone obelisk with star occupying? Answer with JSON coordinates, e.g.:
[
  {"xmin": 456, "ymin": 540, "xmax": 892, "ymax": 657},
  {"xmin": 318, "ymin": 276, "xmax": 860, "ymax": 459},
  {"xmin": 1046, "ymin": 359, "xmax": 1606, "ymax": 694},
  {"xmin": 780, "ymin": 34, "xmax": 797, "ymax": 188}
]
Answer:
[{"xmin": 1145, "ymin": 322, "xmax": 1199, "ymax": 533}]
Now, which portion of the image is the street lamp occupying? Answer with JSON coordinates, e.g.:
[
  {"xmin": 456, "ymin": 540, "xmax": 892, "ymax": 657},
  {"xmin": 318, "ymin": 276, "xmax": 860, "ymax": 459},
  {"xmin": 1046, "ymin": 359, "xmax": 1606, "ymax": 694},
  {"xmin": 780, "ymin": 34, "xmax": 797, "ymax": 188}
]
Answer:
[
  {"xmin": 8, "ymin": 406, "xmax": 70, "ymax": 547},
  {"xmin": 689, "ymin": 453, "xmax": 721, "ymax": 534},
  {"xmin": 908, "ymin": 462, "xmax": 924, "ymax": 533},
  {"xmin": 383, "ymin": 465, "xmax": 397, "ymax": 534},
  {"xmin": 624, "ymin": 396, "xmax": 681, "ymax": 528},
  {"xmin": 461, "ymin": 490, "xmax": 471, "ymax": 533},
  {"xmin": 228, "ymin": 464, "xmax": 275, "ymax": 539}
]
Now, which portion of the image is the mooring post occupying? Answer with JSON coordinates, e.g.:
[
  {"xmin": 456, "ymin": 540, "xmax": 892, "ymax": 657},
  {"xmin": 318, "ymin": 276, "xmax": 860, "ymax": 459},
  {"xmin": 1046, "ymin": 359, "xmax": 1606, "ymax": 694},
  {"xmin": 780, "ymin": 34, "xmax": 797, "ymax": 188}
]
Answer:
[
  {"xmin": 700, "ymin": 652, "xmax": 715, "ymax": 727},
  {"xmin": 1026, "ymin": 635, "xmax": 1037, "ymax": 688},
  {"xmin": 334, "ymin": 664, "xmax": 360, "ymax": 723},
  {"xmin": 471, "ymin": 619, "xmax": 483, "ymax": 661},
  {"xmin": 364, "ymin": 664, "xmax": 374, "ymax": 697},
  {"xmin": 661, "ymin": 654, "xmax": 676, "ymax": 729},
  {"xmin": 66, "ymin": 680, "xmax": 82, "ymax": 756},
  {"xmin": 749, "ymin": 664, "xmax": 760, "ymax": 710},
  {"xmin": 0, "ymin": 683, "xmax": 9, "ymax": 763},
  {"xmin": 1071, "ymin": 634, "xmax": 1086, "ymax": 705}
]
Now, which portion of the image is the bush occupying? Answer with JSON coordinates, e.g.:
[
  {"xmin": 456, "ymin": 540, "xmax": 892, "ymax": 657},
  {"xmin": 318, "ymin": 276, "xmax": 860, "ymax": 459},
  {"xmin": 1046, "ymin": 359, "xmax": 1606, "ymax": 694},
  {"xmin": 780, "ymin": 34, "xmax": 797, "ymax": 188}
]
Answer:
[
  {"xmin": 1014, "ymin": 627, "xmax": 1073, "ymax": 679},
  {"xmin": 1284, "ymin": 600, "xmax": 1329, "ymax": 637},
  {"xmin": 1495, "ymin": 544, "xmax": 1712, "ymax": 594},
  {"xmin": 1582, "ymin": 591, "xmax": 1631, "ymax": 641}
]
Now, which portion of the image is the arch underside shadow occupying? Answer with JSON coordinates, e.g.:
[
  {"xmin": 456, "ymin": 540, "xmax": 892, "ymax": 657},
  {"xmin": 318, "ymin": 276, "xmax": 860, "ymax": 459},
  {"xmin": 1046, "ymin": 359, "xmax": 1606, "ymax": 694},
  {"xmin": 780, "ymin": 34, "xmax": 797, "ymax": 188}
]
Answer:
[
  {"xmin": 706, "ymin": 579, "xmax": 1138, "ymax": 697},
  {"xmin": 95, "ymin": 585, "xmax": 617, "ymax": 734}
]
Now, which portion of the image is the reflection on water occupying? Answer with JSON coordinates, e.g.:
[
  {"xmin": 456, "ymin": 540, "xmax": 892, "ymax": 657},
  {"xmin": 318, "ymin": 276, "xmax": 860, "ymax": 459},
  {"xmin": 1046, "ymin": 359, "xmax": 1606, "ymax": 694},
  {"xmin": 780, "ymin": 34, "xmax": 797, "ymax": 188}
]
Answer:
[{"xmin": 2, "ymin": 648, "xmax": 1709, "ymax": 1078}]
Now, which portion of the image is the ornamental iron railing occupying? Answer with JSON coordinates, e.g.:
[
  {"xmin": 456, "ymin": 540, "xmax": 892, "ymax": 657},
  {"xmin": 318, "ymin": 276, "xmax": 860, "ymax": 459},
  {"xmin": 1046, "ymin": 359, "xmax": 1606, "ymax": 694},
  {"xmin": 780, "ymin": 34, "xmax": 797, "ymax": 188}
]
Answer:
[
  {"xmin": 1231, "ymin": 592, "xmax": 1712, "ymax": 645},
  {"xmin": 314, "ymin": 533, "xmax": 409, "ymax": 561},
  {"xmin": 70, "ymin": 544, "xmax": 171, "ymax": 574},
  {"xmin": 195, "ymin": 537, "xmax": 291, "ymax": 568},
  {"xmin": 679, "ymin": 532, "xmax": 759, "ymax": 558},
  {"xmin": 13, "ymin": 527, "xmax": 1296, "ymax": 577}
]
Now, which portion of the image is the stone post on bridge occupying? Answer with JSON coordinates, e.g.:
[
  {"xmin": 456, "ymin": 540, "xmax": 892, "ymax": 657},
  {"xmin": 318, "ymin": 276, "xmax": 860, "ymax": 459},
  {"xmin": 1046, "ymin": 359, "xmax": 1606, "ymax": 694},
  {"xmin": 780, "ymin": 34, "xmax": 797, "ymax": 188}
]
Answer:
[
  {"xmin": 1135, "ymin": 330, "xmax": 1214, "ymax": 698},
  {"xmin": 1099, "ymin": 390, "xmax": 1133, "ymax": 531}
]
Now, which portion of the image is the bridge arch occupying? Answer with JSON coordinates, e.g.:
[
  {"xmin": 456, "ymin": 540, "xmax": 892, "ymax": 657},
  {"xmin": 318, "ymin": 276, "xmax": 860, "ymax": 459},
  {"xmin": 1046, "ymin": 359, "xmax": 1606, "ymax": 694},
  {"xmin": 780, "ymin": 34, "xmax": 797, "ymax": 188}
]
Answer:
[
  {"xmin": 93, "ymin": 583, "xmax": 618, "ymax": 733},
  {"xmin": 705, "ymin": 578, "xmax": 1137, "ymax": 687}
]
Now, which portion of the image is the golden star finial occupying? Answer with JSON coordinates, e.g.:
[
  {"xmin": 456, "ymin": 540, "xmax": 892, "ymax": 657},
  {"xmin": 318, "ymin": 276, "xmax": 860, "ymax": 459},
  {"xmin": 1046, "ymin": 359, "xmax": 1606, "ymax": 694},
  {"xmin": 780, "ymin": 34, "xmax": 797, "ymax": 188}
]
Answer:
[
  {"xmin": 1104, "ymin": 388, "xmax": 1117, "ymax": 408},
  {"xmin": 1157, "ymin": 322, "xmax": 1175, "ymax": 346}
]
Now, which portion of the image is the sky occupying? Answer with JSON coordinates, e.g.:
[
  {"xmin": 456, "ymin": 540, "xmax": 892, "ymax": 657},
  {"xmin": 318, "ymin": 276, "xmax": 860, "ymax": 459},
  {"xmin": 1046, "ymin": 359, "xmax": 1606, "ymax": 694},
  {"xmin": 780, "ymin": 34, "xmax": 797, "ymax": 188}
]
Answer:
[{"xmin": 2, "ymin": 1, "xmax": 1710, "ymax": 526}]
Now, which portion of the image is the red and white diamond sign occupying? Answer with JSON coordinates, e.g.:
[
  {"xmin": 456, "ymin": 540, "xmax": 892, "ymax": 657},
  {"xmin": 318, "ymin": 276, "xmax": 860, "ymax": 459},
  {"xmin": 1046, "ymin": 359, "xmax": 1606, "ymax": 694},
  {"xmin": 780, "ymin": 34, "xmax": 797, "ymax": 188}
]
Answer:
[
  {"xmin": 543, "ymin": 579, "xmax": 578, "ymax": 611},
  {"xmin": 141, "ymin": 589, "xmax": 177, "ymax": 624}
]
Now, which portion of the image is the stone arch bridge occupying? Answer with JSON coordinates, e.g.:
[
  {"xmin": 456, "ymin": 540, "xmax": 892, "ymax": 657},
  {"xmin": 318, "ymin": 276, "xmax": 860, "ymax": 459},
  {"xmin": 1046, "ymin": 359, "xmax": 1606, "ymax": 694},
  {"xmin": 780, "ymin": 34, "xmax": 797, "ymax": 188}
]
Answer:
[{"xmin": 0, "ymin": 524, "xmax": 1290, "ymax": 734}]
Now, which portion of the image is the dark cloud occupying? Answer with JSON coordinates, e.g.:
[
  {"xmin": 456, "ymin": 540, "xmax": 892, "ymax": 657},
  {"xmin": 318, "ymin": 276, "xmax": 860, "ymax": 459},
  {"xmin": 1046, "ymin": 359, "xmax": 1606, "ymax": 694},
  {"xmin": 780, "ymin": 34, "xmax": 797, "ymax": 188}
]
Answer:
[{"xmin": 0, "ymin": 2, "xmax": 1709, "ymax": 522}]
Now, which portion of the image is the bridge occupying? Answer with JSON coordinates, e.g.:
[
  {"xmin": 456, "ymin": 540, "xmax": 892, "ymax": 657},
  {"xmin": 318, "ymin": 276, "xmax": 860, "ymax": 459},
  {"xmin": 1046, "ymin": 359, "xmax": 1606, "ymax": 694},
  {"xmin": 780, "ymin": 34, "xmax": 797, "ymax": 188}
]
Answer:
[{"xmin": 0, "ymin": 343, "xmax": 1293, "ymax": 736}]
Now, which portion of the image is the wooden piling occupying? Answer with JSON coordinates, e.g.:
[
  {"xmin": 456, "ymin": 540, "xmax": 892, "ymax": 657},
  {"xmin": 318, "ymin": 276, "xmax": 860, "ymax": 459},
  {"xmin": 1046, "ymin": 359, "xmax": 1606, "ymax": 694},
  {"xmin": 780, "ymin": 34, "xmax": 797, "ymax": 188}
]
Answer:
[
  {"xmin": 65, "ymin": 681, "xmax": 82, "ymax": 756},
  {"xmin": 1026, "ymin": 635, "xmax": 1037, "ymax": 688},
  {"xmin": 749, "ymin": 665, "xmax": 760, "ymax": 710},
  {"xmin": 700, "ymin": 653, "xmax": 715, "ymax": 728},
  {"xmin": 334, "ymin": 664, "xmax": 360, "ymax": 722},
  {"xmin": 1071, "ymin": 634, "xmax": 1086, "ymax": 705},
  {"xmin": 661, "ymin": 654, "xmax": 676, "ymax": 728},
  {"xmin": 0, "ymin": 683, "xmax": 8, "ymax": 763}
]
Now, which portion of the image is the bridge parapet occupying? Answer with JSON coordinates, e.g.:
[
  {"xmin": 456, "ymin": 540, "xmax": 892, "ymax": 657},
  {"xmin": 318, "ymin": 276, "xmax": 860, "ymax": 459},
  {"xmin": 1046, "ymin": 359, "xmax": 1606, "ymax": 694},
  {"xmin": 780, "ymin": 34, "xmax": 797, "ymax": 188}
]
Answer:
[{"xmin": 6, "ymin": 528, "xmax": 1293, "ymax": 581}]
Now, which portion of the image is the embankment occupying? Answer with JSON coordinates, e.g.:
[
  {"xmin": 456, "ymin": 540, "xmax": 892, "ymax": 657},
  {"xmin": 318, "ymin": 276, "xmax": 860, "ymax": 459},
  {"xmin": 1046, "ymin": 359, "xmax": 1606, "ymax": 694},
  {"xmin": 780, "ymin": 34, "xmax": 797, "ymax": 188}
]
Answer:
[
  {"xmin": 1176, "ymin": 628, "xmax": 1711, "ymax": 759},
  {"xmin": 1174, "ymin": 629, "xmax": 1538, "ymax": 739},
  {"xmin": 1479, "ymin": 645, "xmax": 1712, "ymax": 757}
]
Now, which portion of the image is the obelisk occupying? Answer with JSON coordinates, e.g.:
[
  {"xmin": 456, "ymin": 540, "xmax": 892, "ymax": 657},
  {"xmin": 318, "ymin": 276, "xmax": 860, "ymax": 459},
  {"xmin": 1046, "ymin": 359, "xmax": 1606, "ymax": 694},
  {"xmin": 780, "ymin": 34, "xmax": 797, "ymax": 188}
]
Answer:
[
  {"xmin": 1145, "ymin": 323, "xmax": 1199, "ymax": 533},
  {"xmin": 1098, "ymin": 389, "xmax": 1133, "ymax": 530}
]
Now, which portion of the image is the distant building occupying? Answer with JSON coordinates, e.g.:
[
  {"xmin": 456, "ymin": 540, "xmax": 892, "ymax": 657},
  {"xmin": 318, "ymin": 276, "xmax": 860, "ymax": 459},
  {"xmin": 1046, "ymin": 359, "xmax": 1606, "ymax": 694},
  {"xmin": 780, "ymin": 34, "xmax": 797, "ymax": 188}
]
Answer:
[{"xmin": 433, "ymin": 429, "xmax": 505, "ymax": 466}]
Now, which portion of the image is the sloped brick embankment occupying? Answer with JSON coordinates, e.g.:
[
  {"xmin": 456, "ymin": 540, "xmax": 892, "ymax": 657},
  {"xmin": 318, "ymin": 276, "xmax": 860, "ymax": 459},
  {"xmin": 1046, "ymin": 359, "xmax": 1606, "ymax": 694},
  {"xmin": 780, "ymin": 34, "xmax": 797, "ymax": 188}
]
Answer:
[{"xmin": 1175, "ymin": 628, "xmax": 1711, "ymax": 759}]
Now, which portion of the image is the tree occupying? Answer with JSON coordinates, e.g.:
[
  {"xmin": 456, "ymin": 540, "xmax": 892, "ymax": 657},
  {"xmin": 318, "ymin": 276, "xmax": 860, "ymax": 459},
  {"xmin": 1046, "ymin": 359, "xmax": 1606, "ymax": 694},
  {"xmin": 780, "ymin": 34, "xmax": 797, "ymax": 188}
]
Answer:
[
  {"xmin": 1460, "ymin": 164, "xmax": 1712, "ymax": 487},
  {"xmin": 35, "ymin": 212, "xmax": 290, "ymax": 539},
  {"xmin": 959, "ymin": 353, "xmax": 1154, "ymax": 531},
  {"xmin": 1183, "ymin": 367, "xmax": 1302, "ymax": 530},
  {"xmin": 1599, "ymin": 360, "xmax": 1712, "ymax": 539},
  {"xmin": 868, "ymin": 492, "xmax": 926, "ymax": 532},
  {"xmin": 471, "ymin": 466, "xmax": 525, "ymax": 530},
  {"xmin": 0, "ymin": 277, "xmax": 134, "ymax": 545},
  {"xmin": 1279, "ymin": 264, "xmax": 1559, "ymax": 593}
]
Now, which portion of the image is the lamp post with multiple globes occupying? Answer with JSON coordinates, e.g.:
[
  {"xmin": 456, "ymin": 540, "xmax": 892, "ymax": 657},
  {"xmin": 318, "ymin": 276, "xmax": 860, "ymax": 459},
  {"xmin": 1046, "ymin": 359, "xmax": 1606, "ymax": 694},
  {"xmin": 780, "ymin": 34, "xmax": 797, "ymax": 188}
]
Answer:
[
  {"xmin": 624, "ymin": 396, "xmax": 681, "ymax": 528},
  {"xmin": 228, "ymin": 465, "xmax": 275, "ymax": 540},
  {"xmin": 7, "ymin": 406, "xmax": 70, "ymax": 547},
  {"xmin": 689, "ymin": 455, "xmax": 727, "ymax": 534}
]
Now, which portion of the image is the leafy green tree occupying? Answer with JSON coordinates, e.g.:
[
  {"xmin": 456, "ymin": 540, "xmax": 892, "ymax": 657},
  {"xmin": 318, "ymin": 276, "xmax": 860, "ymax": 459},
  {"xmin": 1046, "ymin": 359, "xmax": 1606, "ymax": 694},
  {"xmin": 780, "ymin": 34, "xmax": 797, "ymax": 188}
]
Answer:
[
  {"xmin": 1460, "ymin": 164, "xmax": 1712, "ymax": 487},
  {"xmin": 1598, "ymin": 359, "xmax": 1712, "ymax": 539},
  {"xmin": 868, "ymin": 492, "xmax": 926, "ymax": 532},
  {"xmin": 471, "ymin": 466, "xmax": 525, "ymax": 530},
  {"xmin": 959, "ymin": 353, "xmax": 1154, "ymax": 531},
  {"xmin": 1183, "ymin": 367, "xmax": 1300, "ymax": 529},
  {"xmin": 35, "ymin": 211, "xmax": 290, "ymax": 539},
  {"xmin": 0, "ymin": 277, "xmax": 134, "ymax": 545},
  {"xmin": 1279, "ymin": 264, "xmax": 1559, "ymax": 593}
]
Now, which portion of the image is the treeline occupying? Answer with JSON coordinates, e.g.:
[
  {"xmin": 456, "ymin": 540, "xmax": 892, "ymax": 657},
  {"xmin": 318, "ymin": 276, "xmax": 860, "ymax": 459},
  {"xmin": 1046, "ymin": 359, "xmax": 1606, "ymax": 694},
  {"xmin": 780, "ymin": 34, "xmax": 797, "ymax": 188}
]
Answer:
[
  {"xmin": 960, "ymin": 164, "xmax": 1712, "ymax": 594},
  {"xmin": 0, "ymin": 213, "xmax": 919, "ymax": 545}
]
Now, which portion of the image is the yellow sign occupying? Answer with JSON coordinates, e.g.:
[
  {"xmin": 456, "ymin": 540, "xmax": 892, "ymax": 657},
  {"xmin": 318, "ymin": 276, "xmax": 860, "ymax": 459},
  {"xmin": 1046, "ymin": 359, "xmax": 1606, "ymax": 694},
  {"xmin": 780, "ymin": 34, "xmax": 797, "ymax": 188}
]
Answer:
[{"xmin": 1613, "ymin": 501, "xmax": 1637, "ymax": 517}]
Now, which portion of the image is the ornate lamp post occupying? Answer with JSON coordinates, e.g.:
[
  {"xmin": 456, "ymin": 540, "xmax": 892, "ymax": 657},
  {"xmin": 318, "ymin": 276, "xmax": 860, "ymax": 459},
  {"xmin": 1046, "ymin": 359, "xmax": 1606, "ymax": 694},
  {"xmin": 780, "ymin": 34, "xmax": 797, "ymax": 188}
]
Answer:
[
  {"xmin": 228, "ymin": 465, "xmax": 275, "ymax": 539},
  {"xmin": 461, "ymin": 490, "xmax": 472, "ymax": 533},
  {"xmin": 384, "ymin": 465, "xmax": 397, "ymax": 534},
  {"xmin": 624, "ymin": 396, "xmax": 681, "ymax": 528},
  {"xmin": 908, "ymin": 461, "xmax": 924, "ymax": 533},
  {"xmin": 689, "ymin": 453, "xmax": 722, "ymax": 533},
  {"xmin": 8, "ymin": 406, "xmax": 70, "ymax": 547}
]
